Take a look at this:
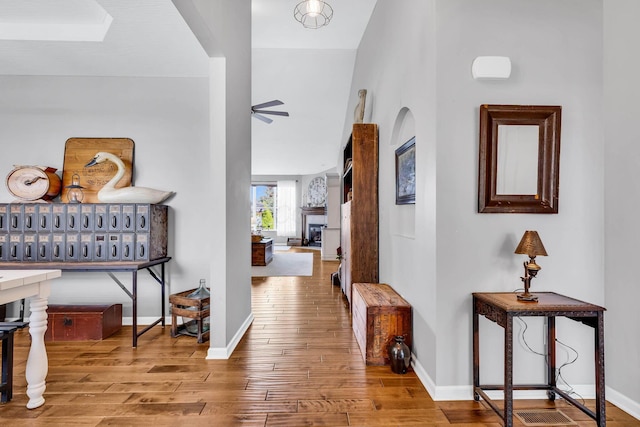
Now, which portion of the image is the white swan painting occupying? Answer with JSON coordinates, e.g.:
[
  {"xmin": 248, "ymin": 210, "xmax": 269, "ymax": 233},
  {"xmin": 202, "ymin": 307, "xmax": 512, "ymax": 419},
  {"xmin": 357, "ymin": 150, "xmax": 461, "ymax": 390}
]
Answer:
[{"xmin": 85, "ymin": 152, "xmax": 174, "ymax": 204}]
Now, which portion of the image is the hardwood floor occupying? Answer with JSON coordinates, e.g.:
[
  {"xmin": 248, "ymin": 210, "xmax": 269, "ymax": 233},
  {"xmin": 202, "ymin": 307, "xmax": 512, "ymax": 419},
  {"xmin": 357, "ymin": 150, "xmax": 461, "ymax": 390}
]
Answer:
[{"xmin": 1, "ymin": 248, "xmax": 638, "ymax": 426}]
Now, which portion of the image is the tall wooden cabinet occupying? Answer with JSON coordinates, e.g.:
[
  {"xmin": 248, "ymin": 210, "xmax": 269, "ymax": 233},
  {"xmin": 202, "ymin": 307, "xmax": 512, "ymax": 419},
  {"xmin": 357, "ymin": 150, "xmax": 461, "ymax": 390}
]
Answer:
[{"xmin": 340, "ymin": 123, "xmax": 379, "ymax": 303}]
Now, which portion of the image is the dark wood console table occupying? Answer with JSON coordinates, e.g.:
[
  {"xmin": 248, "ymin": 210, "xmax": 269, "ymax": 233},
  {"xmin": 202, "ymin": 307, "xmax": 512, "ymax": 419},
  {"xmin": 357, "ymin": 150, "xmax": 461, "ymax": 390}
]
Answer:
[
  {"xmin": 0, "ymin": 257, "xmax": 171, "ymax": 347},
  {"xmin": 473, "ymin": 292, "xmax": 605, "ymax": 427}
]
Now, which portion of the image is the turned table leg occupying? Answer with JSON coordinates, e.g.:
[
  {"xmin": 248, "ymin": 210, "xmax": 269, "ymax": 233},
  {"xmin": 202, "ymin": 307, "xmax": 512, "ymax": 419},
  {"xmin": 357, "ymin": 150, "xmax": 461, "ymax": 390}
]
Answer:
[{"xmin": 25, "ymin": 296, "xmax": 48, "ymax": 409}]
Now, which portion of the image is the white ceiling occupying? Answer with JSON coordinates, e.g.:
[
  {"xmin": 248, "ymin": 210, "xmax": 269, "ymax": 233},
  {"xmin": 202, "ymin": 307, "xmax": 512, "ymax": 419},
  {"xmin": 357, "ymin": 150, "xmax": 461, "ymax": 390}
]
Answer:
[
  {"xmin": 0, "ymin": 0, "xmax": 210, "ymax": 77},
  {"xmin": 252, "ymin": 0, "xmax": 375, "ymax": 50},
  {"xmin": 0, "ymin": 0, "xmax": 377, "ymax": 175},
  {"xmin": 252, "ymin": 0, "xmax": 377, "ymax": 175}
]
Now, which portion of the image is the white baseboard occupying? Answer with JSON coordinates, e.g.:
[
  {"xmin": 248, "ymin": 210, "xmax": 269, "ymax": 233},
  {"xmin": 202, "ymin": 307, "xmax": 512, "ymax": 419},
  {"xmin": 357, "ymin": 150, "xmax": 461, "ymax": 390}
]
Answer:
[
  {"xmin": 122, "ymin": 314, "xmax": 255, "ymax": 360},
  {"xmin": 412, "ymin": 353, "xmax": 639, "ymax": 419},
  {"xmin": 122, "ymin": 316, "xmax": 165, "ymax": 326},
  {"xmin": 607, "ymin": 386, "xmax": 640, "ymax": 421},
  {"xmin": 206, "ymin": 312, "xmax": 254, "ymax": 359},
  {"xmin": 410, "ymin": 355, "xmax": 438, "ymax": 398}
]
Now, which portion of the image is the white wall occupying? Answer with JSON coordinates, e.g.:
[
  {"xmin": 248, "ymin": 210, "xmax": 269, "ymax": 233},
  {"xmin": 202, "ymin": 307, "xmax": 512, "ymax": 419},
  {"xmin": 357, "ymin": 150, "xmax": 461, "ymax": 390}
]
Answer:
[
  {"xmin": 348, "ymin": 0, "xmax": 611, "ymax": 403},
  {"xmin": 0, "ymin": 75, "xmax": 211, "ymax": 318},
  {"xmin": 603, "ymin": 0, "xmax": 640, "ymax": 416},
  {"xmin": 435, "ymin": 0, "xmax": 604, "ymax": 392}
]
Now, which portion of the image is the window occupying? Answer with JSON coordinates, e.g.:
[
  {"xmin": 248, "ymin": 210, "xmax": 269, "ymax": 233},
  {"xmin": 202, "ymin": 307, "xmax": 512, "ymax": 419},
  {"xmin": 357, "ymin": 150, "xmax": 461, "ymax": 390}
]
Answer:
[{"xmin": 251, "ymin": 184, "xmax": 276, "ymax": 231}]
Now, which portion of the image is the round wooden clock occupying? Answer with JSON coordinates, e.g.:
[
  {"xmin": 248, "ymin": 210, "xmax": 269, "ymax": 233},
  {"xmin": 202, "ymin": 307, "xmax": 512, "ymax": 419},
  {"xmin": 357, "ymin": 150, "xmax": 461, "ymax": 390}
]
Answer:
[
  {"xmin": 308, "ymin": 176, "xmax": 327, "ymax": 206},
  {"xmin": 6, "ymin": 166, "xmax": 62, "ymax": 201}
]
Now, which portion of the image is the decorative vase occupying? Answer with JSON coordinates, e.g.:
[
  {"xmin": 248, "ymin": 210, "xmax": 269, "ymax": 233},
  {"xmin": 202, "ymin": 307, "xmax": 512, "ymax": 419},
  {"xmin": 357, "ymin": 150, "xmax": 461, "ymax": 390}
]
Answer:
[
  {"xmin": 389, "ymin": 335, "xmax": 411, "ymax": 374},
  {"xmin": 182, "ymin": 279, "xmax": 210, "ymax": 334}
]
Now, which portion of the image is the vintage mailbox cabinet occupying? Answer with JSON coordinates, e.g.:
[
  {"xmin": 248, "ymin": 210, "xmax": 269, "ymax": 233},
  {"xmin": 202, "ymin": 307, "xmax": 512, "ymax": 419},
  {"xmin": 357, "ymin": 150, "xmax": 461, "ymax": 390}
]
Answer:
[{"xmin": 0, "ymin": 203, "xmax": 167, "ymax": 262}]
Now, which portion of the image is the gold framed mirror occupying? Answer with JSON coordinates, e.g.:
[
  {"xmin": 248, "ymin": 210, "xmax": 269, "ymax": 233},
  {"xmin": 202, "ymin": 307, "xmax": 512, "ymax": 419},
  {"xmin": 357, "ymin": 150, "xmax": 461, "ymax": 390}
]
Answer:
[{"xmin": 478, "ymin": 104, "xmax": 561, "ymax": 213}]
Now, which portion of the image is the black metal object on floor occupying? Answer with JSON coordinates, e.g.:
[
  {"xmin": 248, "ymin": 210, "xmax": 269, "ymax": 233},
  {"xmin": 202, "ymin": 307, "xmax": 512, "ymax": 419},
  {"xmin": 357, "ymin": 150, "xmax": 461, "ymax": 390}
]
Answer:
[{"xmin": 0, "ymin": 321, "xmax": 28, "ymax": 403}]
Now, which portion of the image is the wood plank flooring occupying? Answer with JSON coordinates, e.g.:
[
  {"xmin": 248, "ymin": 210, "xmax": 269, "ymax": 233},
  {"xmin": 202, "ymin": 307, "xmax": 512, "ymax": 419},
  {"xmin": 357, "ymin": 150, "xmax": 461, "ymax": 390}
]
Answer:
[{"xmin": 1, "ymin": 248, "xmax": 638, "ymax": 426}]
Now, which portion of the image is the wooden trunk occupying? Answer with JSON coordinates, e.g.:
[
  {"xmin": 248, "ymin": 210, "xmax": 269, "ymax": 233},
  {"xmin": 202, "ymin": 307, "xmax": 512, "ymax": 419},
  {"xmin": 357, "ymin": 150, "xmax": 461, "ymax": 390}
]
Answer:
[
  {"xmin": 352, "ymin": 283, "xmax": 412, "ymax": 365},
  {"xmin": 251, "ymin": 238, "xmax": 273, "ymax": 266},
  {"xmin": 44, "ymin": 304, "xmax": 122, "ymax": 341}
]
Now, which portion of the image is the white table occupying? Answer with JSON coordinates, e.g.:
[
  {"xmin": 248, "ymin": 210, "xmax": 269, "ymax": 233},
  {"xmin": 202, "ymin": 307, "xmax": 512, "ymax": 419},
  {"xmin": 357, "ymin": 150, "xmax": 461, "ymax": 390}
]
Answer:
[{"xmin": 0, "ymin": 269, "xmax": 61, "ymax": 409}]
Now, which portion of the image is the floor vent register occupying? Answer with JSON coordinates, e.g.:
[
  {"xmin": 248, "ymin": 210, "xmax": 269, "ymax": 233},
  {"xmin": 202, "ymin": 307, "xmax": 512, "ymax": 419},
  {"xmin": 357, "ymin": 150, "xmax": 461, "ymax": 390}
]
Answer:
[{"xmin": 513, "ymin": 409, "xmax": 577, "ymax": 426}]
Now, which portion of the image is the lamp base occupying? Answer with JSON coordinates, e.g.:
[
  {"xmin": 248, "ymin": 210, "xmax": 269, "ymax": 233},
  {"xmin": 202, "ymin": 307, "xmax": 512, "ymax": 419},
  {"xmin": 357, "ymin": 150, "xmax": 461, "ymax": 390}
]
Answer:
[{"xmin": 517, "ymin": 292, "xmax": 539, "ymax": 302}]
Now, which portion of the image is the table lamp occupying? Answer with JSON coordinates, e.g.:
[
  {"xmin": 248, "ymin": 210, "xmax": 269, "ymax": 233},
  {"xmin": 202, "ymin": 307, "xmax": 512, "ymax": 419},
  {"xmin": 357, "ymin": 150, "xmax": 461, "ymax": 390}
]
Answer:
[{"xmin": 514, "ymin": 230, "xmax": 547, "ymax": 302}]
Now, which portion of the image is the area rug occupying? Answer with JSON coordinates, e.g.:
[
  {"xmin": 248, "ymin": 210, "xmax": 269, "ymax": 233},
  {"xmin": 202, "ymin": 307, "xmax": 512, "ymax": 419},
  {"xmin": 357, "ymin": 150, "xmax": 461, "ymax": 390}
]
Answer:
[{"xmin": 251, "ymin": 252, "xmax": 313, "ymax": 277}]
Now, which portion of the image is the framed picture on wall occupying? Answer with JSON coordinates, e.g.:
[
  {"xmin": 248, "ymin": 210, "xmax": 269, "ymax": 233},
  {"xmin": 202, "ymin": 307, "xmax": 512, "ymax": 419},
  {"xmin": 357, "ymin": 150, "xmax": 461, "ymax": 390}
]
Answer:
[{"xmin": 395, "ymin": 137, "xmax": 416, "ymax": 205}]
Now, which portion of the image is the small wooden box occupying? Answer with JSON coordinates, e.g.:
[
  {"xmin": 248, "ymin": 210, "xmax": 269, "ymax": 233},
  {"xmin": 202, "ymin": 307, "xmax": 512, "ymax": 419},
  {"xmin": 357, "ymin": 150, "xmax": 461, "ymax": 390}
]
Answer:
[
  {"xmin": 251, "ymin": 238, "xmax": 273, "ymax": 266},
  {"xmin": 352, "ymin": 283, "xmax": 412, "ymax": 365},
  {"xmin": 169, "ymin": 289, "xmax": 210, "ymax": 343},
  {"xmin": 45, "ymin": 304, "xmax": 122, "ymax": 342}
]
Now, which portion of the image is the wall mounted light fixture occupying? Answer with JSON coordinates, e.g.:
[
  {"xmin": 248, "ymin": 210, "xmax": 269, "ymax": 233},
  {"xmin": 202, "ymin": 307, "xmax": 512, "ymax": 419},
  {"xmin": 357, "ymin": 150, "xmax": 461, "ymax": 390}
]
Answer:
[{"xmin": 472, "ymin": 56, "xmax": 512, "ymax": 79}]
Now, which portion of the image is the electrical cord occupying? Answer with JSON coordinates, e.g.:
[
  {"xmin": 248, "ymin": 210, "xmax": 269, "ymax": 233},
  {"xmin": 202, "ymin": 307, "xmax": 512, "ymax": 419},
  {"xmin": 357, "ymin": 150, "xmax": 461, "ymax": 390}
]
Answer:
[
  {"xmin": 515, "ymin": 317, "xmax": 546, "ymax": 357},
  {"xmin": 555, "ymin": 338, "xmax": 585, "ymax": 405},
  {"xmin": 512, "ymin": 290, "xmax": 584, "ymax": 403}
]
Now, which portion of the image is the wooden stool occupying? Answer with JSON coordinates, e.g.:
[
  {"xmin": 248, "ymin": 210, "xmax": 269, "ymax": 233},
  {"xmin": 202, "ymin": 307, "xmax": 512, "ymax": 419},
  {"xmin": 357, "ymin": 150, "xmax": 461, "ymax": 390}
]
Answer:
[{"xmin": 0, "ymin": 322, "xmax": 28, "ymax": 403}]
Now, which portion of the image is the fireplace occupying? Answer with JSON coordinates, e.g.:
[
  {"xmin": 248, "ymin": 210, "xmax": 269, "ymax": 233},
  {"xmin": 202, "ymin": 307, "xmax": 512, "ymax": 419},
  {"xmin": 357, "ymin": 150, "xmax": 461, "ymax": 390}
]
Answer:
[
  {"xmin": 301, "ymin": 206, "xmax": 326, "ymax": 246},
  {"xmin": 308, "ymin": 223, "xmax": 323, "ymax": 247}
]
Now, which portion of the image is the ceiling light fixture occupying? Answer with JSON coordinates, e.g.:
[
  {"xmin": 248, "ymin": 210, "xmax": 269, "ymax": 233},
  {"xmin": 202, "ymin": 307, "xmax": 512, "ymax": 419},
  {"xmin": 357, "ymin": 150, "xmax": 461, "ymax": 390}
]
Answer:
[{"xmin": 294, "ymin": 0, "xmax": 333, "ymax": 29}]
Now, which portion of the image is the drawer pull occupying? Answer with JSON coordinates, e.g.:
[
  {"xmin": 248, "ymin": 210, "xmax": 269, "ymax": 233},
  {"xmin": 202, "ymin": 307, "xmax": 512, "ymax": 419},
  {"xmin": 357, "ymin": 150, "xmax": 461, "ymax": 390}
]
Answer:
[
  {"xmin": 97, "ymin": 216, "xmax": 103, "ymax": 229},
  {"xmin": 139, "ymin": 216, "xmax": 146, "ymax": 229},
  {"xmin": 112, "ymin": 245, "xmax": 117, "ymax": 257},
  {"xmin": 69, "ymin": 216, "xmax": 75, "ymax": 229},
  {"xmin": 139, "ymin": 245, "xmax": 145, "ymax": 258},
  {"xmin": 124, "ymin": 245, "xmax": 130, "ymax": 258},
  {"xmin": 40, "ymin": 245, "xmax": 45, "ymax": 258},
  {"xmin": 96, "ymin": 245, "xmax": 101, "ymax": 258},
  {"xmin": 125, "ymin": 216, "xmax": 131, "ymax": 229},
  {"xmin": 25, "ymin": 245, "xmax": 31, "ymax": 258},
  {"xmin": 82, "ymin": 246, "xmax": 88, "ymax": 258},
  {"xmin": 54, "ymin": 216, "xmax": 60, "ymax": 229},
  {"xmin": 40, "ymin": 216, "xmax": 46, "ymax": 228},
  {"xmin": 68, "ymin": 246, "xmax": 74, "ymax": 257},
  {"xmin": 82, "ymin": 215, "xmax": 89, "ymax": 229},
  {"xmin": 11, "ymin": 216, "xmax": 17, "ymax": 229},
  {"xmin": 111, "ymin": 216, "xmax": 117, "ymax": 228},
  {"xmin": 26, "ymin": 216, "xmax": 32, "ymax": 229},
  {"xmin": 54, "ymin": 245, "xmax": 60, "ymax": 258},
  {"xmin": 11, "ymin": 246, "xmax": 16, "ymax": 258}
]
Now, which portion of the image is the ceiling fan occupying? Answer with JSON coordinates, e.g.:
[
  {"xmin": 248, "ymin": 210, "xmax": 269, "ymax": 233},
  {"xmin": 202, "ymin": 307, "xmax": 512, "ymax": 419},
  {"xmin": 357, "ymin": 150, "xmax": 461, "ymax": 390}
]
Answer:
[{"xmin": 251, "ymin": 100, "xmax": 289, "ymax": 124}]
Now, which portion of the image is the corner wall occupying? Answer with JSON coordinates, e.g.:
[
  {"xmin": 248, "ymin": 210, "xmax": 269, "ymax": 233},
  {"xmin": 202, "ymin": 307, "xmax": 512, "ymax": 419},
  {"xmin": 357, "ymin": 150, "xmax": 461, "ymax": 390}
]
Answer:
[{"xmin": 175, "ymin": 0, "xmax": 253, "ymax": 356}]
